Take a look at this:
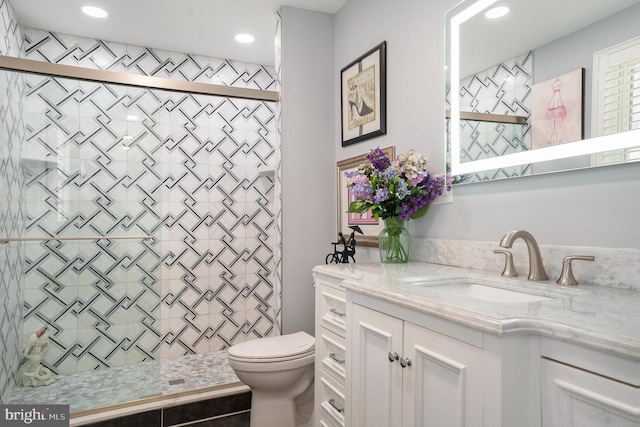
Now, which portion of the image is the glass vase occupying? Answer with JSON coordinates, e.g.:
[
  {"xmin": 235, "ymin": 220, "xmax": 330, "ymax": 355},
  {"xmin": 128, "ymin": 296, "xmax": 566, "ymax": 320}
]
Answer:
[{"xmin": 378, "ymin": 217, "xmax": 411, "ymax": 263}]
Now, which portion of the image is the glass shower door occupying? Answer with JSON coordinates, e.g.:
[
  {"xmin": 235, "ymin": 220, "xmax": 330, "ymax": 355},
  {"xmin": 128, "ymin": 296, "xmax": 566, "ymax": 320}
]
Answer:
[{"xmin": 16, "ymin": 73, "xmax": 163, "ymax": 411}]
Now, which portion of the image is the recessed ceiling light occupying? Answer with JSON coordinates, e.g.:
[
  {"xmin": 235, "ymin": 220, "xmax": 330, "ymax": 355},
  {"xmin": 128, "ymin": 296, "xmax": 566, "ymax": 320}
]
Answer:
[
  {"xmin": 235, "ymin": 34, "xmax": 255, "ymax": 44},
  {"xmin": 485, "ymin": 6, "xmax": 509, "ymax": 19},
  {"xmin": 82, "ymin": 6, "xmax": 108, "ymax": 18}
]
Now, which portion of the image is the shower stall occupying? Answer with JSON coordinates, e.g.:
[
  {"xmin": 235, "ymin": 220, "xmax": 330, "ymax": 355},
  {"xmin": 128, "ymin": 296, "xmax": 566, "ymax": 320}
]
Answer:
[{"xmin": 0, "ymin": 28, "xmax": 280, "ymax": 415}]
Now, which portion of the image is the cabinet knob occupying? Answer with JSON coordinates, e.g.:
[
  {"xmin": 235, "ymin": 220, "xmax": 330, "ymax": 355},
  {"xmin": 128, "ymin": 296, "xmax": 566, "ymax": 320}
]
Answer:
[
  {"xmin": 388, "ymin": 351, "xmax": 399, "ymax": 362},
  {"xmin": 400, "ymin": 356, "xmax": 412, "ymax": 368}
]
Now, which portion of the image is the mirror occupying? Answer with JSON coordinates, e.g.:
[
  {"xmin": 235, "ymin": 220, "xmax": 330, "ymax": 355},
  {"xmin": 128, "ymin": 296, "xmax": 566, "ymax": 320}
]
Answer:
[{"xmin": 446, "ymin": 0, "xmax": 640, "ymax": 182}]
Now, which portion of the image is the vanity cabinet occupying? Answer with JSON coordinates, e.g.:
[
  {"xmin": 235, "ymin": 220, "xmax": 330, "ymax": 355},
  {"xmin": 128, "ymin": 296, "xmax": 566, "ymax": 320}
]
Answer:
[
  {"xmin": 314, "ymin": 273, "xmax": 348, "ymax": 427},
  {"xmin": 540, "ymin": 338, "xmax": 640, "ymax": 426},
  {"xmin": 345, "ymin": 290, "xmax": 539, "ymax": 427},
  {"xmin": 349, "ymin": 303, "xmax": 484, "ymax": 427},
  {"xmin": 313, "ymin": 263, "xmax": 640, "ymax": 427}
]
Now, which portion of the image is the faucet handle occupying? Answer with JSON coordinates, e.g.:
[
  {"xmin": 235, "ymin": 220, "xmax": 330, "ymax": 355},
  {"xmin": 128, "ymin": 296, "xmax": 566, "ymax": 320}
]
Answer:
[
  {"xmin": 493, "ymin": 249, "xmax": 518, "ymax": 277},
  {"xmin": 556, "ymin": 255, "xmax": 595, "ymax": 286}
]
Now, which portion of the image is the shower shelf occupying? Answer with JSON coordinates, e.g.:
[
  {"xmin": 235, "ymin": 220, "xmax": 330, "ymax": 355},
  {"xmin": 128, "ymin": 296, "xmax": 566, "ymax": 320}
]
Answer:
[
  {"xmin": 0, "ymin": 235, "xmax": 153, "ymax": 244},
  {"xmin": 258, "ymin": 166, "xmax": 275, "ymax": 176},
  {"xmin": 20, "ymin": 153, "xmax": 59, "ymax": 167}
]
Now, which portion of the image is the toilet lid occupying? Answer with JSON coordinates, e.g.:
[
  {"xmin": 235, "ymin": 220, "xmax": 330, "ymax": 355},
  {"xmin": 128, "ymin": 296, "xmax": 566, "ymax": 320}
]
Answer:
[{"xmin": 228, "ymin": 331, "xmax": 315, "ymax": 360}]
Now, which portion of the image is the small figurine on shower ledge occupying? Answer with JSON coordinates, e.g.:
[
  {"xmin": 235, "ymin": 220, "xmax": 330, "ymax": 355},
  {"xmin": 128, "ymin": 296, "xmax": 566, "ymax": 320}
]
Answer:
[{"xmin": 21, "ymin": 327, "xmax": 55, "ymax": 387}]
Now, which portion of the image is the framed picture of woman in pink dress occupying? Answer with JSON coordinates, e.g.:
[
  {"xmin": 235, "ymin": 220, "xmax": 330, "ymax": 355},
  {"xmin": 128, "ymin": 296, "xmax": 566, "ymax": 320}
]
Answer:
[{"xmin": 531, "ymin": 68, "xmax": 584, "ymax": 149}]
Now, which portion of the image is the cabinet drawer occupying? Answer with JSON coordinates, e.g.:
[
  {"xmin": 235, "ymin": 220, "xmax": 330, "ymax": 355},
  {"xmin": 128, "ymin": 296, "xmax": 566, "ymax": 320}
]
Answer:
[
  {"xmin": 318, "ymin": 417, "xmax": 342, "ymax": 427},
  {"xmin": 317, "ymin": 328, "xmax": 346, "ymax": 384},
  {"xmin": 541, "ymin": 337, "xmax": 640, "ymax": 386},
  {"xmin": 319, "ymin": 373, "xmax": 346, "ymax": 427},
  {"xmin": 318, "ymin": 284, "xmax": 347, "ymax": 337},
  {"xmin": 541, "ymin": 358, "xmax": 640, "ymax": 426}
]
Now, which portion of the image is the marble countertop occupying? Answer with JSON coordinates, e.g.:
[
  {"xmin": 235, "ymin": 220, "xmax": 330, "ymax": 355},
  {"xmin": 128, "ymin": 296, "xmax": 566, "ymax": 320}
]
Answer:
[{"xmin": 313, "ymin": 262, "xmax": 640, "ymax": 360}]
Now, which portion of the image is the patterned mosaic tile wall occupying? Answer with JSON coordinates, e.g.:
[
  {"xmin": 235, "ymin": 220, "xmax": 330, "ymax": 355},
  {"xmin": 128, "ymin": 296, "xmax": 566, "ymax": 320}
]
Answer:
[
  {"xmin": 448, "ymin": 52, "xmax": 532, "ymax": 181},
  {"xmin": 0, "ymin": 0, "xmax": 25, "ymax": 404},
  {"xmin": 23, "ymin": 28, "xmax": 276, "ymax": 90},
  {"xmin": 14, "ymin": 28, "xmax": 278, "ymax": 376}
]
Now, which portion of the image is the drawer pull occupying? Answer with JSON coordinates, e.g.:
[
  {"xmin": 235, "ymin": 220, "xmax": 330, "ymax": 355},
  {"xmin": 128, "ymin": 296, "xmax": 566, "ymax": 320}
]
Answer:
[
  {"xmin": 330, "ymin": 308, "xmax": 346, "ymax": 317},
  {"xmin": 329, "ymin": 352, "xmax": 345, "ymax": 364},
  {"xmin": 328, "ymin": 398, "xmax": 344, "ymax": 413}
]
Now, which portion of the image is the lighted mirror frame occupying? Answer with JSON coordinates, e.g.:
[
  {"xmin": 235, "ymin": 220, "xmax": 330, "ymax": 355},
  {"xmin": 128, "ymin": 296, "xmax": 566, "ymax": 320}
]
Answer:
[{"xmin": 448, "ymin": 0, "xmax": 640, "ymax": 176}]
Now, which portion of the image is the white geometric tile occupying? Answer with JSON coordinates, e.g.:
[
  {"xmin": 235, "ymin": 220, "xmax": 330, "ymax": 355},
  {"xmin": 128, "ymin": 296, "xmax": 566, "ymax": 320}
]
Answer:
[
  {"xmin": 77, "ymin": 36, "xmax": 128, "ymax": 72},
  {"xmin": 244, "ymin": 308, "xmax": 274, "ymax": 339}
]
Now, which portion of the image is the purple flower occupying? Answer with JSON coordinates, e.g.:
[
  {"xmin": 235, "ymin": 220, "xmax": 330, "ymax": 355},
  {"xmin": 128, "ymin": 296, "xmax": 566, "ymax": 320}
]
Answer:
[
  {"xmin": 395, "ymin": 179, "xmax": 409, "ymax": 199},
  {"xmin": 424, "ymin": 175, "xmax": 446, "ymax": 199},
  {"xmin": 398, "ymin": 194, "xmax": 429, "ymax": 220},
  {"xmin": 374, "ymin": 187, "xmax": 389, "ymax": 203},
  {"xmin": 381, "ymin": 166, "xmax": 397, "ymax": 180},
  {"xmin": 366, "ymin": 147, "xmax": 391, "ymax": 172},
  {"xmin": 344, "ymin": 170, "xmax": 369, "ymax": 185},
  {"xmin": 344, "ymin": 145, "xmax": 453, "ymax": 221},
  {"xmin": 351, "ymin": 182, "xmax": 374, "ymax": 201}
]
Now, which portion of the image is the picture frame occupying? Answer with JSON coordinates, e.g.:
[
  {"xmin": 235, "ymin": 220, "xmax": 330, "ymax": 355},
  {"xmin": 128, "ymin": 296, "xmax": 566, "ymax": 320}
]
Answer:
[
  {"xmin": 336, "ymin": 146, "xmax": 395, "ymax": 247},
  {"xmin": 531, "ymin": 68, "xmax": 584, "ymax": 149},
  {"xmin": 341, "ymin": 41, "xmax": 387, "ymax": 147}
]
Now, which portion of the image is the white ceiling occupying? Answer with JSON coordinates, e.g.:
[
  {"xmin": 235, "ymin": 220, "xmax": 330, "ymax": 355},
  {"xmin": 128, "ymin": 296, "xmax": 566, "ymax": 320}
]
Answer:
[{"xmin": 10, "ymin": 0, "xmax": 348, "ymax": 66}]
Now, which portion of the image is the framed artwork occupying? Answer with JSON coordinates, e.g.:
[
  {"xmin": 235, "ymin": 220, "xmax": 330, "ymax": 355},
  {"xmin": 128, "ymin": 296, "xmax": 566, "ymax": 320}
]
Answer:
[
  {"xmin": 531, "ymin": 68, "xmax": 584, "ymax": 149},
  {"xmin": 341, "ymin": 41, "xmax": 387, "ymax": 147},
  {"xmin": 336, "ymin": 146, "xmax": 395, "ymax": 247}
]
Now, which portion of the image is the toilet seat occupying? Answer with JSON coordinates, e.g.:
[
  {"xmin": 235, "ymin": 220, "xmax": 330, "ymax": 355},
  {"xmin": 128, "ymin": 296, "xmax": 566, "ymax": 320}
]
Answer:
[{"xmin": 228, "ymin": 331, "xmax": 315, "ymax": 363}]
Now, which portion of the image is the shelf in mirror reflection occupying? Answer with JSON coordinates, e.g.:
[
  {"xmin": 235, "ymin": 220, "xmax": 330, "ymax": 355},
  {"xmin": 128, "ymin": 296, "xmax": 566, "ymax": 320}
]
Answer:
[{"xmin": 445, "ymin": 110, "xmax": 527, "ymax": 124}]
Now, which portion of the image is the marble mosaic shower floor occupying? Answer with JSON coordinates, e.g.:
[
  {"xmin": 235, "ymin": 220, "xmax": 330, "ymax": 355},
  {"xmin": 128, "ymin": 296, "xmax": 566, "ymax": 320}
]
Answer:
[{"xmin": 5, "ymin": 351, "xmax": 240, "ymax": 413}]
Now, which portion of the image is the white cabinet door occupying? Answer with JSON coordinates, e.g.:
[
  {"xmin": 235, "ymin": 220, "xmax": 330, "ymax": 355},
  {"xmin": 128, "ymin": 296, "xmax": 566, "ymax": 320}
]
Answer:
[
  {"xmin": 402, "ymin": 321, "xmax": 484, "ymax": 427},
  {"xmin": 350, "ymin": 304, "xmax": 404, "ymax": 427},
  {"xmin": 542, "ymin": 359, "xmax": 640, "ymax": 427},
  {"xmin": 351, "ymin": 304, "xmax": 485, "ymax": 427}
]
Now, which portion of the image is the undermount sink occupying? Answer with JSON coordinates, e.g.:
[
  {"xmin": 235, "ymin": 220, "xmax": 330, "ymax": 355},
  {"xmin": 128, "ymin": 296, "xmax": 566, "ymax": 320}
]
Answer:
[
  {"xmin": 397, "ymin": 277, "xmax": 555, "ymax": 303},
  {"xmin": 434, "ymin": 283, "xmax": 554, "ymax": 303}
]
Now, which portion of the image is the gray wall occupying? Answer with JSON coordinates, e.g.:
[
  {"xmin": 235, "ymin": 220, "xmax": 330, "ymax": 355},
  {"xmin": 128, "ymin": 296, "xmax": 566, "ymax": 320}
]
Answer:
[
  {"xmin": 334, "ymin": 0, "xmax": 640, "ymax": 254},
  {"xmin": 280, "ymin": 7, "xmax": 335, "ymax": 335},
  {"xmin": 334, "ymin": 0, "xmax": 455, "ymax": 262}
]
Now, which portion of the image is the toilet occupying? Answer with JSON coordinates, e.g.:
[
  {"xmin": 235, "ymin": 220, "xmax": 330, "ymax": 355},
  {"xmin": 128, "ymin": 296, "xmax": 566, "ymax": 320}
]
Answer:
[{"xmin": 227, "ymin": 331, "xmax": 315, "ymax": 427}]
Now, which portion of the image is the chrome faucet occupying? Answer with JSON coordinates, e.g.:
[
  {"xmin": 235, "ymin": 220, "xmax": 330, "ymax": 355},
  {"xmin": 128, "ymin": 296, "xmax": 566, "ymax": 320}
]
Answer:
[{"xmin": 499, "ymin": 230, "xmax": 549, "ymax": 281}]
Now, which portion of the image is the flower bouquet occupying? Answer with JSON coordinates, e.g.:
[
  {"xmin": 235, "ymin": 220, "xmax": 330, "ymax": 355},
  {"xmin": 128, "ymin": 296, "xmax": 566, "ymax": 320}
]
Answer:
[{"xmin": 345, "ymin": 147, "xmax": 451, "ymax": 263}]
